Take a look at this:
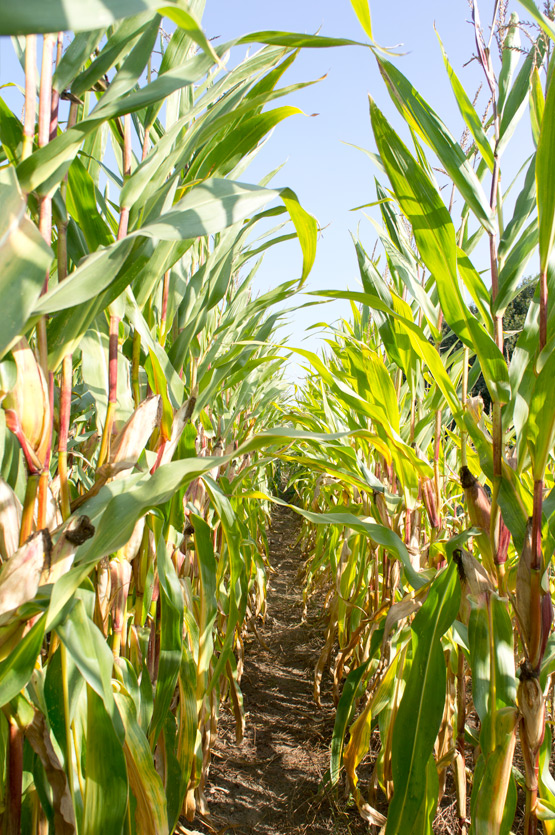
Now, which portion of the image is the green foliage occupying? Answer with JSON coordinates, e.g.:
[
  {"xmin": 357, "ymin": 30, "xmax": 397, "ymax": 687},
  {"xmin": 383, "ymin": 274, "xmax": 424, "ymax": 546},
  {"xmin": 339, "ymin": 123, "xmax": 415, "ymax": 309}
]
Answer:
[
  {"xmin": 3, "ymin": 2, "xmax": 555, "ymax": 834},
  {"xmin": 0, "ymin": 6, "xmax": 334, "ymax": 833},
  {"xmin": 283, "ymin": 3, "xmax": 555, "ymax": 833},
  {"xmin": 442, "ymin": 277, "xmax": 537, "ymax": 412}
]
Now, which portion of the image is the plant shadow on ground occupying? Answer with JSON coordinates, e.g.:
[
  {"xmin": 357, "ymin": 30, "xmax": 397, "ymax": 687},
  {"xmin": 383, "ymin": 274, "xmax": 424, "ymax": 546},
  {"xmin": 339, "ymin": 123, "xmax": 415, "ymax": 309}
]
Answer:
[{"xmin": 178, "ymin": 506, "xmax": 541, "ymax": 835}]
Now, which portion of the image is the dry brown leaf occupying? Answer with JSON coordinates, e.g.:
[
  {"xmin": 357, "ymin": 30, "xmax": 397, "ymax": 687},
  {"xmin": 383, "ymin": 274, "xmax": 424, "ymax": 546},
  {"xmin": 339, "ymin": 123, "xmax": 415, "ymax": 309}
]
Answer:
[{"xmin": 0, "ymin": 529, "xmax": 50, "ymax": 620}]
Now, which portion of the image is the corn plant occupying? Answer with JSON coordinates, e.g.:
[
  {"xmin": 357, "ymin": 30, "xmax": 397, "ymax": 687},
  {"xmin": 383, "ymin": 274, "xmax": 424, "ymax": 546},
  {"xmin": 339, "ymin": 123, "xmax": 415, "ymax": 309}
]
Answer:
[
  {"xmin": 284, "ymin": 1, "xmax": 555, "ymax": 833},
  {"xmin": 0, "ymin": 2, "xmax": 378, "ymax": 831}
]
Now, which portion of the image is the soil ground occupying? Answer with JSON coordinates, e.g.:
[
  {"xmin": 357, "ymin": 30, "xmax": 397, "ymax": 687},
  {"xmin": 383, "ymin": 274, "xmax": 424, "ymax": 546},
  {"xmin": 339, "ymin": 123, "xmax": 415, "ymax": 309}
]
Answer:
[
  {"xmin": 180, "ymin": 505, "xmax": 370, "ymax": 835},
  {"xmin": 178, "ymin": 506, "xmax": 535, "ymax": 835}
]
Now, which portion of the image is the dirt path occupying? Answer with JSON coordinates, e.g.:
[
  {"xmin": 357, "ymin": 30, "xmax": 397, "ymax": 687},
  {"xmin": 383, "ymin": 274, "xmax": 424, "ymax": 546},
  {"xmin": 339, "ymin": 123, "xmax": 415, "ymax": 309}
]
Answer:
[
  {"xmin": 179, "ymin": 506, "xmax": 541, "ymax": 835},
  {"xmin": 186, "ymin": 505, "xmax": 369, "ymax": 835}
]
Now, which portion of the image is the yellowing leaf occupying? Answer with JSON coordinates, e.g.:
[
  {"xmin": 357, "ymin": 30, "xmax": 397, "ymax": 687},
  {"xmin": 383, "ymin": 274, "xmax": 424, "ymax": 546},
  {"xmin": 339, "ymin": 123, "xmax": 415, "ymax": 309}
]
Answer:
[{"xmin": 350, "ymin": 0, "xmax": 374, "ymax": 40}]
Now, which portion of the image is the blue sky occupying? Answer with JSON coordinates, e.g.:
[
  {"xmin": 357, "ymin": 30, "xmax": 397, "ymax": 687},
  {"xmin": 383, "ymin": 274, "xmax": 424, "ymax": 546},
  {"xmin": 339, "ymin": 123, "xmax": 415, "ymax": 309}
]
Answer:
[{"xmin": 198, "ymin": 1, "xmax": 532, "ymax": 378}]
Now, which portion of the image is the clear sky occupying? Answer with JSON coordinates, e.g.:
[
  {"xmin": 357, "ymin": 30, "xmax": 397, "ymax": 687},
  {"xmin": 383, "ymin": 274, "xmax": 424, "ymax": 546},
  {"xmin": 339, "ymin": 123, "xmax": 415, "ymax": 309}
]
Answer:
[
  {"xmin": 200, "ymin": 1, "xmax": 531, "ymax": 379},
  {"xmin": 0, "ymin": 1, "xmax": 532, "ymax": 380}
]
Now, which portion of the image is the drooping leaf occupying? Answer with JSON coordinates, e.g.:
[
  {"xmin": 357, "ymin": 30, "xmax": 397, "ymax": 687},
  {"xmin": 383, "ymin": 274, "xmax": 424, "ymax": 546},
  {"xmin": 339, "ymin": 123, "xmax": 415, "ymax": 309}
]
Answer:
[
  {"xmin": 0, "ymin": 0, "xmax": 203, "ymax": 35},
  {"xmin": 35, "ymin": 180, "xmax": 283, "ymax": 316}
]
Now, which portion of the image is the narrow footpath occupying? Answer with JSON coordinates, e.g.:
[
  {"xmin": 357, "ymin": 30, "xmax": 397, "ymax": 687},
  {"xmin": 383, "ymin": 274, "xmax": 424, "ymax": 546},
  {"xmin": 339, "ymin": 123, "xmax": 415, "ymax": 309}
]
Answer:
[
  {"xmin": 179, "ymin": 508, "xmax": 537, "ymax": 835},
  {"xmin": 186, "ymin": 505, "xmax": 369, "ymax": 835}
]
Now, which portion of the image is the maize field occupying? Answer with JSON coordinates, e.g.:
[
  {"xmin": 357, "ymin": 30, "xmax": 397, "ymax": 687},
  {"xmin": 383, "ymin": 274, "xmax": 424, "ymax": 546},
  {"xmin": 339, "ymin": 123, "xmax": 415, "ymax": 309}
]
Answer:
[{"xmin": 0, "ymin": 0, "xmax": 555, "ymax": 833}]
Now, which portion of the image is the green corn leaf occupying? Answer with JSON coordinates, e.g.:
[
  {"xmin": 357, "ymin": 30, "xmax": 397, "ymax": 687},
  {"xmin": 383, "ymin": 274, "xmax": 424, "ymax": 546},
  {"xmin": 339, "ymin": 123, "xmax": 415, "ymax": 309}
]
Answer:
[
  {"xmin": 365, "ymin": 349, "xmax": 400, "ymax": 433},
  {"xmin": 498, "ymin": 13, "xmax": 522, "ymax": 115},
  {"xmin": 330, "ymin": 628, "xmax": 384, "ymax": 786},
  {"xmin": 81, "ymin": 322, "xmax": 134, "ymax": 433},
  {"xmin": 263, "ymin": 495, "xmax": 427, "ymax": 590},
  {"xmin": 44, "ymin": 243, "xmax": 148, "ymax": 372},
  {"xmin": 39, "ymin": 231, "xmax": 134, "ymax": 316},
  {"xmin": 204, "ymin": 479, "xmax": 246, "ymax": 688},
  {"xmin": 0, "ymin": 0, "xmax": 200, "ymax": 35},
  {"xmin": 411, "ymin": 755, "xmax": 439, "ymax": 834},
  {"xmin": 0, "ymin": 615, "xmax": 45, "ymax": 707},
  {"xmin": 530, "ymin": 67, "xmax": 545, "ymax": 147},
  {"xmin": 238, "ymin": 32, "xmax": 371, "ymax": 49},
  {"xmin": 0, "ymin": 97, "xmax": 23, "ymax": 165},
  {"xmin": 330, "ymin": 658, "xmax": 372, "ymax": 785},
  {"xmin": 191, "ymin": 106, "xmax": 305, "ymax": 180},
  {"xmin": 494, "ymin": 221, "xmax": 538, "ymax": 315},
  {"xmin": 19, "ymin": 31, "xmax": 363, "ymax": 196},
  {"xmin": 522, "ymin": 347, "xmax": 555, "ymax": 480},
  {"xmin": 44, "ymin": 646, "xmax": 84, "ymax": 761},
  {"xmin": 485, "ymin": 596, "xmax": 516, "ymax": 710},
  {"xmin": 142, "ymin": 24, "xmax": 202, "ymax": 129},
  {"xmin": 369, "ymin": 98, "xmax": 454, "ymax": 315},
  {"xmin": 437, "ymin": 32, "xmax": 494, "ymax": 170},
  {"xmin": 385, "ymin": 562, "xmax": 460, "ymax": 834},
  {"xmin": 0, "ymin": 167, "xmax": 53, "ymax": 359},
  {"xmin": 517, "ymin": 0, "xmax": 555, "ymax": 42},
  {"xmin": 89, "ymin": 17, "xmax": 162, "ymax": 116},
  {"xmin": 35, "ymin": 180, "xmax": 282, "ymax": 317},
  {"xmin": 374, "ymin": 225, "xmax": 441, "ymax": 339},
  {"xmin": 354, "ymin": 239, "xmax": 422, "ymax": 369},
  {"xmin": 66, "ymin": 158, "xmax": 114, "ymax": 252},
  {"xmin": 370, "ymin": 100, "xmax": 510, "ymax": 405},
  {"xmin": 114, "ymin": 690, "xmax": 169, "ymax": 835},
  {"xmin": 17, "ymin": 48, "xmax": 216, "ymax": 194},
  {"xmin": 162, "ymin": 712, "xmax": 186, "ymax": 831},
  {"xmin": 133, "ymin": 239, "xmax": 190, "ymax": 310},
  {"xmin": 52, "ymin": 30, "xmax": 105, "ymax": 94},
  {"xmin": 46, "ymin": 460, "xmax": 228, "ymax": 624},
  {"xmin": 149, "ymin": 533, "xmax": 184, "ymax": 747},
  {"xmin": 56, "ymin": 599, "xmax": 124, "ymax": 737},
  {"xmin": 376, "ymin": 60, "xmax": 495, "ymax": 233},
  {"xmin": 160, "ymin": 6, "xmax": 222, "ymax": 67},
  {"xmin": 175, "ymin": 654, "xmax": 197, "ymax": 826},
  {"xmin": 536, "ymin": 61, "xmax": 555, "ymax": 275},
  {"xmin": 315, "ymin": 288, "xmax": 461, "ymax": 414},
  {"xmin": 498, "ymin": 154, "xmax": 536, "ymax": 260},
  {"xmin": 456, "ymin": 247, "xmax": 493, "ymax": 329},
  {"xmin": 463, "ymin": 414, "xmax": 529, "ymax": 550},
  {"xmin": 70, "ymin": 16, "xmax": 152, "ymax": 99},
  {"xmin": 189, "ymin": 515, "xmax": 217, "ymax": 704},
  {"xmin": 125, "ymin": 288, "xmax": 184, "ymax": 405},
  {"xmin": 498, "ymin": 39, "xmax": 544, "ymax": 154},
  {"xmin": 82, "ymin": 687, "xmax": 128, "ymax": 835},
  {"xmin": 539, "ymin": 727, "xmax": 555, "ymax": 834},
  {"xmin": 471, "ymin": 707, "xmax": 519, "ymax": 835},
  {"xmin": 279, "ymin": 187, "xmax": 318, "ymax": 282},
  {"xmin": 121, "ymin": 51, "xmax": 310, "ymax": 208},
  {"xmin": 350, "ymin": 0, "xmax": 374, "ymax": 40},
  {"xmin": 145, "ymin": 348, "xmax": 175, "ymax": 435},
  {"xmin": 128, "ymin": 180, "xmax": 282, "ymax": 242}
]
